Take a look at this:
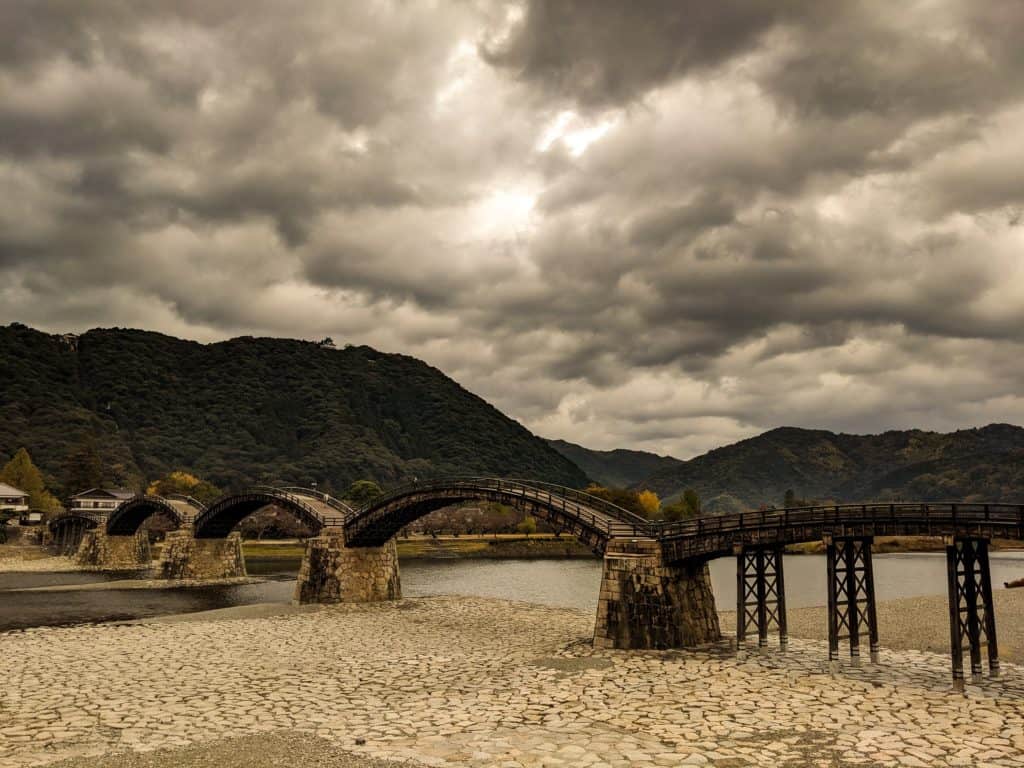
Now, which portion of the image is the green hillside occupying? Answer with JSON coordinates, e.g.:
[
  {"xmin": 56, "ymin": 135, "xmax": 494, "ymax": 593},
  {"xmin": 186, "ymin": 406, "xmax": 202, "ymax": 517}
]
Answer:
[
  {"xmin": 0, "ymin": 324, "xmax": 588, "ymax": 496},
  {"xmin": 636, "ymin": 424, "xmax": 1024, "ymax": 511},
  {"xmin": 546, "ymin": 438, "xmax": 683, "ymax": 488}
]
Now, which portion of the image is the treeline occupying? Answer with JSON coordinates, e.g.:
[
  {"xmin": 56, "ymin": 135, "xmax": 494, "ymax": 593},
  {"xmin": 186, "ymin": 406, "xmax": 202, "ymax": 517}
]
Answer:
[
  {"xmin": 636, "ymin": 424, "xmax": 1024, "ymax": 510},
  {"xmin": 0, "ymin": 324, "xmax": 589, "ymax": 498},
  {"xmin": 583, "ymin": 484, "xmax": 702, "ymax": 522}
]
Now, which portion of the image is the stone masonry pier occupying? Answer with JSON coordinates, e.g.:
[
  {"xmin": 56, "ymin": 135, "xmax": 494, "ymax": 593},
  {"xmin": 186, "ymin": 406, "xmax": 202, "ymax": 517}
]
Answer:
[
  {"xmin": 294, "ymin": 527, "xmax": 401, "ymax": 604},
  {"xmin": 76, "ymin": 529, "xmax": 151, "ymax": 571},
  {"xmin": 594, "ymin": 538, "xmax": 721, "ymax": 650},
  {"xmin": 292, "ymin": 531, "xmax": 719, "ymax": 647},
  {"xmin": 156, "ymin": 530, "xmax": 246, "ymax": 579}
]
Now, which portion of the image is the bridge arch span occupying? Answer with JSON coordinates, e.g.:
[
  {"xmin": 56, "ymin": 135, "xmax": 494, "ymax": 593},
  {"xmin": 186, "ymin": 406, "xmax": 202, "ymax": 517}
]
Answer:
[
  {"xmin": 105, "ymin": 495, "xmax": 197, "ymax": 536},
  {"xmin": 342, "ymin": 478, "xmax": 649, "ymax": 555},
  {"xmin": 48, "ymin": 512, "xmax": 101, "ymax": 537},
  {"xmin": 47, "ymin": 512, "xmax": 101, "ymax": 556},
  {"xmin": 193, "ymin": 488, "xmax": 346, "ymax": 539}
]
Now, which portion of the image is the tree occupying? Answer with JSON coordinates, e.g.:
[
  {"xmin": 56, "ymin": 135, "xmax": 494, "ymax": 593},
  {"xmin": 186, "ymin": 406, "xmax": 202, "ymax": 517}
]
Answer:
[
  {"xmin": 1, "ymin": 448, "xmax": 61, "ymax": 513},
  {"xmin": 662, "ymin": 488, "xmax": 701, "ymax": 522},
  {"xmin": 62, "ymin": 437, "xmax": 104, "ymax": 495},
  {"xmin": 584, "ymin": 484, "xmax": 648, "ymax": 517},
  {"xmin": 516, "ymin": 515, "xmax": 537, "ymax": 537},
  {"xmin": 147, "ymin": 471, "xmax": 222, "ymax": 505},
  {"xmin": 637, "ymin": 489, "xmax": 661, "ymax": 519},
  {"xmin": 238, "ymin": 504, "xmax": 313, "ymax": 540},
  {"xmin": 683, "ymin": 489, "xmax": 701, "ymax": 517},
  {"xmin": 784, "ymin": 489, "xmax": 796, "ymax": 508},
  {"xmin": 345, "ymin": 479, "xmax": 383, "ymax": 507}
]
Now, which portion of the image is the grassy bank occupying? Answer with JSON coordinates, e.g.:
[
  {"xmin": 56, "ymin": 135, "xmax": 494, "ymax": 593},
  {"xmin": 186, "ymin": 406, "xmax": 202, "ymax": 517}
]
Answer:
[
  {"xmin": 230, "ymin": 535, "xmax": 594, "ymax": 561},
  {"xmin": 786, "ymin": 535, "xmax": 1024, "ymax": 555},
  {"xmin": 396, "ymin": 535, "xmax": 593, "ymax": 559}
]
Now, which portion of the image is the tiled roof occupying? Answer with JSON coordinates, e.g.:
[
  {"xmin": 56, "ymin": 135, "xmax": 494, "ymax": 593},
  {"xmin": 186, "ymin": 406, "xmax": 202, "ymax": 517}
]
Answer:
[
  {"xmin": 70, "ymin": 488, "xmax": 136, "ymax": 500},
  {"xmin": 0, "ymin": 482, "xmax": 28, "ymax": 497}
]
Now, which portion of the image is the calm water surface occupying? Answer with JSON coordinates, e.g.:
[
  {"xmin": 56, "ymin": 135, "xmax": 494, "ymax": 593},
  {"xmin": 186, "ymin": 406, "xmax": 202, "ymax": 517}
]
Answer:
[{"xmin": 2, "ymin": 552, "xmax": 1023, "ymax": 632}]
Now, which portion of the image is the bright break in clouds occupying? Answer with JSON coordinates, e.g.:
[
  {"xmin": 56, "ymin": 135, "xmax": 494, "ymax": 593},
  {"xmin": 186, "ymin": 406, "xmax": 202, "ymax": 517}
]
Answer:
[{"xmin": 2, "ymin": 1, "xmax": 1024, "ymax": 458}]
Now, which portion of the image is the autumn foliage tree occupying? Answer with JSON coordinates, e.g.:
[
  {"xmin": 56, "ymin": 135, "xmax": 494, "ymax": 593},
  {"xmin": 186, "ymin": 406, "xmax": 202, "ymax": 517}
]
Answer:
[
  {"xmin": 637, "ymin": 489, "xmax": 661, "ymax": 518},
  {"xmin": 516, "ymin": 515, "xmax": 537, "ymax": 536},
  {"xmin": 1, "ymin": 448, "xmax": 61, "ymax": 514},
  {"xmin": 584, "ymin": 484, "xmax": 663, "ymax": 519},
  {"xmin": 147, "ymin": 471, "xmax": 222, "ymax": 505}
]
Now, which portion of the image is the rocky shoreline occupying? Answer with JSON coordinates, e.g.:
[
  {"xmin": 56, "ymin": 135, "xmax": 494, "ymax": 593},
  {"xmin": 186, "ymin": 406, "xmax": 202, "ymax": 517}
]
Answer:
[
  {"xmin": 0, "ymin": 551, "xmax": 79, "ymax": 574},
  {"xmin": 1, "ymin": 596, "xmax": 1022, "ymax": 768}
]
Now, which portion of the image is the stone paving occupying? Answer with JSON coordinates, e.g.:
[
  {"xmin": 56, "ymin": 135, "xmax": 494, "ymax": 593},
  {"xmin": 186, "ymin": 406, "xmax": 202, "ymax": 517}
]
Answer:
[{"xmin": 1, "ymin": 597, "xmax": 1022, "ymax": 768}]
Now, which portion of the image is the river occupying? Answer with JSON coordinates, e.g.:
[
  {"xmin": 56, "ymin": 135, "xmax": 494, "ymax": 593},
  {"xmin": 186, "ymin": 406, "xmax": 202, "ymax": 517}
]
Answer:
[{"xmin": 1, "ymin": 552, "xmax": 1023, "ymax": 633}]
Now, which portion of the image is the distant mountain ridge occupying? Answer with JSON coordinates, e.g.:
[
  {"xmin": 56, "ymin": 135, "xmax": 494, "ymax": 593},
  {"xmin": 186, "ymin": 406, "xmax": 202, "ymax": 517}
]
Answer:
[
  {"xmin": 0, "ymin": 324, "xmax": 588, "ymax": 495},
  {"xmin": 632, "ymin": 424, "xmax": 1024, "ymax": 512},
  {"xmin": 545, "ymin": 438, "xmax": 683, "ymax": 488}
]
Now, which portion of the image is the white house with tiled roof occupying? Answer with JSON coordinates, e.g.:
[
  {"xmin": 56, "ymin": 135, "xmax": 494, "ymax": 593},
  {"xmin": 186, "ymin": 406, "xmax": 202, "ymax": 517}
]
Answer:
[
  {"xmin": 0, "ymin": 483, "xmax": 29, "ymax": 514},
  {"xmin": 68, "ymin": 488, "xmax": 135, "ymax": 513}
]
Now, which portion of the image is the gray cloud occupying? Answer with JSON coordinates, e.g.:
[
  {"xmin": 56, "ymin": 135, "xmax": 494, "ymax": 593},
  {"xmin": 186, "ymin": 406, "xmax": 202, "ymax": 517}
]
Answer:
[
  {"xmin": 482, "ymin": 0, "xmax": 806, "ymax": 107},
  {"xmin": 2, "ymin": 0, "xmax": 1024, "ymax": 460}
]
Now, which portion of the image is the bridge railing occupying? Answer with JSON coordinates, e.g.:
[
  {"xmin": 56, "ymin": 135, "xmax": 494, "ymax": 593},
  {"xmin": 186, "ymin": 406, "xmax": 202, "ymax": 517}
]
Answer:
[
  {"xmin": 656, "ymin": 501, "xmax": 1024, "ymax": 540},
  {"xmin": 250, "ymin": 486, "xmax": 348, "ymax": 528},
  {"xmin": 349, "ymin": 477, "xmax": 654, "ymax": 537},
  {"xmin": 273, "ymin": 486, "xmax": 355, "ymax": 516},
  {"xmin": 500, "ymin": 478, "xmax": 655, "ymax": 528},
  {"xmin": 162, "ymin": 493, "xmax": 207, "ymax": 512},
  {"xmin": 47, "ymin": 509, "xmax": 106, "ymax": 528}
]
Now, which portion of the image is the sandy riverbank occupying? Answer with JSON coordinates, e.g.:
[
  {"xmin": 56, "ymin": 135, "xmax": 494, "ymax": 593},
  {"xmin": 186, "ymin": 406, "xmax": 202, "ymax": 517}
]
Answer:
[
  {"xmin": 722, "ymin": 587, "xmax": 1024, "ymax": 663},
  {"xmin": 2, "ymin": 596, "xmax": 1022, "ymax": 768},
  {"xmin": 5, "ymin": 576, "xmax": 264, "ymax": 593},
  {"xmin": 0, "ymin": 549, "xmax": 78, "ymax": 573}
]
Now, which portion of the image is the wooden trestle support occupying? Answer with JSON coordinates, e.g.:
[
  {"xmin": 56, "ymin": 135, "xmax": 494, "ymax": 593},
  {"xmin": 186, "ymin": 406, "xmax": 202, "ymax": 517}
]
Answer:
[
  {"xmin": 825, "ymin": 536, "xmax": 880, "ymax": 664},
  {"xmin": 945, "ymin": 537, "xmax": 999, "ymax": 690},
  {"xmin": 735, "ymin": 534, "xmax": 1006, "ymax": 689},
  {"xmin": 735, "ymin": 544, "xmax": 787, "ymax": 649}
]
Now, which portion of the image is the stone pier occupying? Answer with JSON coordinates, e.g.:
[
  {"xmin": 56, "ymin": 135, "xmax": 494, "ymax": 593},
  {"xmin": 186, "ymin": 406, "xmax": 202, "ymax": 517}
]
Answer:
[
  {"xmin": 76, "ymin": 529, "xmax": 152, "ymax": 570},
  {"xmin": 294, "ymin": 528, "xmax": 401, "ymax": 604},
  {"xmin": 156, "ymin": 530, "xmax": 246, "ymax": 579},
  {"xmin": 593, "ymin": 538, "xmax": 721, "ymax": 649}
]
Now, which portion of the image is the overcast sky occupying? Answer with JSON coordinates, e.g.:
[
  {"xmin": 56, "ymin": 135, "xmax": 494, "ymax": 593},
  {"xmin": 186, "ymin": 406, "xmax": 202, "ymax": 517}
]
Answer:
[{"xmin": 3, "ymin": 1, "xmax": 1024, "ymax": 459}]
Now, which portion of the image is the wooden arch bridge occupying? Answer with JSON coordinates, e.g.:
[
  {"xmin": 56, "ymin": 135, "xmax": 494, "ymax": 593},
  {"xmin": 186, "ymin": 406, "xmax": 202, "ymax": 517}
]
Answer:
[{"xmin": 51, "ymin": 478, "xmax": 1024, "ymax": 688}]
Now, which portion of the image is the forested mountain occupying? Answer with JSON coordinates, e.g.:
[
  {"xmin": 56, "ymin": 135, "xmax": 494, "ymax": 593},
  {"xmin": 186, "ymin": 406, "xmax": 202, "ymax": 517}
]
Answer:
[
  {"xmin": 0, "ymin": 324, "xmax": 588, "ymax": 496},
  {"xmin": 545, "ymin": 438, "xmax": 683, "ymax": 488},
  {"xmin": 635, "ymin": 424, "xmax": 1024, "ymax": 511}
]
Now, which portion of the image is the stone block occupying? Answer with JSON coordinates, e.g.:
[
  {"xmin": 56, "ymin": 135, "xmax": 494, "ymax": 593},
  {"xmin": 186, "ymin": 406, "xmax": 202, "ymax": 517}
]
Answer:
[
  {"xmin": 156, "ymin": 530, "xmax": 246, "ymax": 579},
  {"xmin": 76, "ymin": 529, "xmax": 151, "ymax": 571},
  {"xmin": 294, "ymin": 531, "xmax": 401, "ymax": 604},
  {"xmin": 593, "ymin": 538, "xmax": 721, "ymax": 650}
]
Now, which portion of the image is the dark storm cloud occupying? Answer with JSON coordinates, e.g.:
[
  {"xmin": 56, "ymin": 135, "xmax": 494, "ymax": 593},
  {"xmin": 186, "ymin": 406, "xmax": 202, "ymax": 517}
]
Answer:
[
  {"xmin": 483, "ymin": 0, "xmax": 809, "ymax": 107},
  {"xmin": 2, "ymin": 0, "xmax": 1024, "ymax": 458}
]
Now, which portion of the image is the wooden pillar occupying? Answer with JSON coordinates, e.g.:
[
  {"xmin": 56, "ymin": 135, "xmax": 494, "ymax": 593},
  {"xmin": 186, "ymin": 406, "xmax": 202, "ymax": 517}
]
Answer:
[
  {"xmin": 825, "ymin": 536, "xmax": 878, "ymax": 663},
  {"xmin": 735, "ymin": 544, "xmax": 787, "ymax": 650},
  {"xmin": 946, "ymin": 537, "xmax": 999, "ymax": 689},
  {"xmin": 862, "ymin": 540, "xmax": 880, "ymax": 663},
  {"xmin": 979, "ymin": 540, "xmax": 1000, "ymax": 677},
  {"xmin": 776, "ymin": 545, "xmax": 788, "ymax": 649}
]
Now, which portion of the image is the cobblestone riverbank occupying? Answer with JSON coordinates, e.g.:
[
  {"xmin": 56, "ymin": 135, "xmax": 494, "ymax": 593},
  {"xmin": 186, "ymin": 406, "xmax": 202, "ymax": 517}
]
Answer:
[
  {"xmin": 1, "ymin": 597, "xmax": 1022, "ymax": 768},
  {"xmin": 0, "ymin": 551, "xmax": 78, "ymax": 574}
]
